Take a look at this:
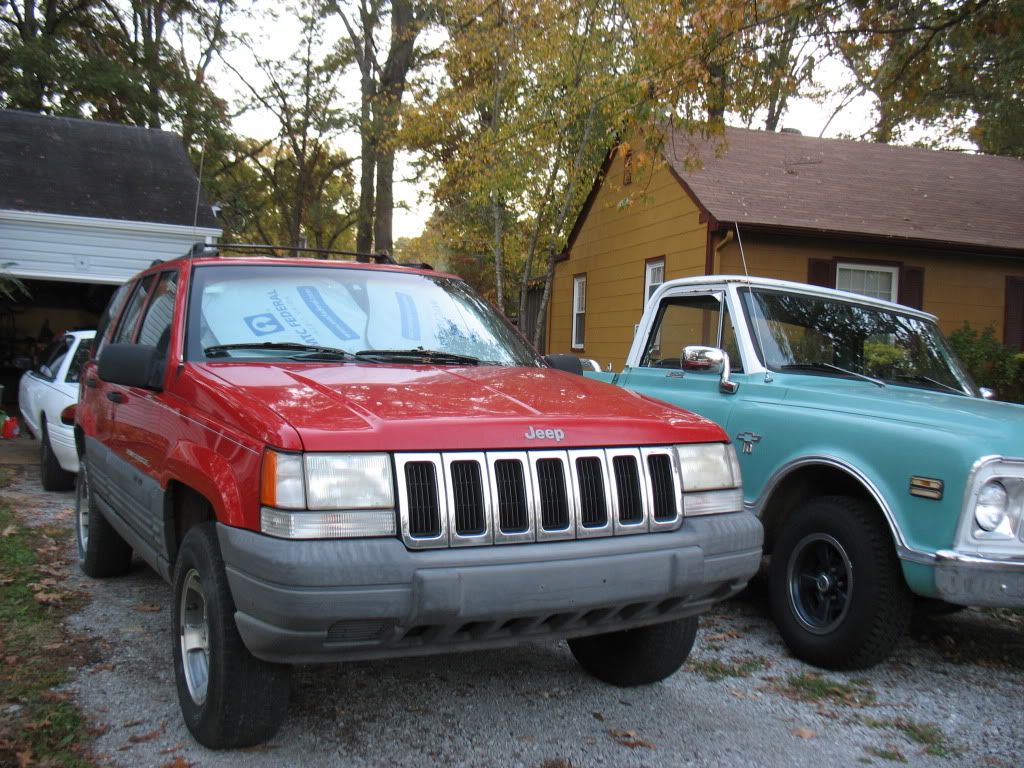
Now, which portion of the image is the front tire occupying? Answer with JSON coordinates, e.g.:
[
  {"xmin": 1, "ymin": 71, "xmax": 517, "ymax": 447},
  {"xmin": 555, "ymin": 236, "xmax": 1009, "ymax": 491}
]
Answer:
[
  {"xmin": 76, "ymin": 462, "xmax": 132, "ymax": 577},
  {"xmin": 172, "ymin": 523, "xmax": 289, "ymax": 748},
  {"xmin": 569, "ymin": 617, "xmax": 698, "ymax": 686},
  {"xmin": 769, "ymin": 495, "xmax": 911, "ymax": 670},
  {"xmin": 40, "ymin": 420, "xmax": 74, "ymax": 491}
]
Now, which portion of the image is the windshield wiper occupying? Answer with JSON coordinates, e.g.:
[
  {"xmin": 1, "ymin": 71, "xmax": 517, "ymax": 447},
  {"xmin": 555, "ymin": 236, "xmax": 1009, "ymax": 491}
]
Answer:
[
  {"xmin": 892, "ymin": 374, "xmax": 965, "ymax": 395},
  {"xmin": 203, "ymin": 342, "xmax": 363, "ymax": 361},
  {"xmin": 355, "ymin": 348, "xmax": 483, "ymax": 365},
  {"xmin": 780, "ymin": 362, "xmax": 885, "ymax": 388}
]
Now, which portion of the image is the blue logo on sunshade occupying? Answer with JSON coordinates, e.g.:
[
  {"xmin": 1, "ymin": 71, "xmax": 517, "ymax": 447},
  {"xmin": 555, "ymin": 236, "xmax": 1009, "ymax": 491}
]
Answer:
[{"xmin": 245, "ymin": 313, "xmax": 284, "ymax": 336}]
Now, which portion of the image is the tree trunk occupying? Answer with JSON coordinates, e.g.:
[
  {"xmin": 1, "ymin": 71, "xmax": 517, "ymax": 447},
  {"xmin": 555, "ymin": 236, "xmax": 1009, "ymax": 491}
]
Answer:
[{"xmin": 371, "ymin": 0, "xmax": 418, "ymax": 256}]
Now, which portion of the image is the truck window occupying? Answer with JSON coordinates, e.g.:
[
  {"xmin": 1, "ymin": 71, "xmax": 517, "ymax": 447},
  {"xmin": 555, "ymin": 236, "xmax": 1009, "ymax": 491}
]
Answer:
[{"xmin": 640, "ymin": 294, "xmax": 742, "ymax": 371}]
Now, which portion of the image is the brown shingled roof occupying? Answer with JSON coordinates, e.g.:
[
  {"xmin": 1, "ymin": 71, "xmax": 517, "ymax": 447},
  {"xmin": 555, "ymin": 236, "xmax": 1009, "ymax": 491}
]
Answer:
[{"xmin": 663, "ymin": 126, "xmax": 1024, "ymax": 254}]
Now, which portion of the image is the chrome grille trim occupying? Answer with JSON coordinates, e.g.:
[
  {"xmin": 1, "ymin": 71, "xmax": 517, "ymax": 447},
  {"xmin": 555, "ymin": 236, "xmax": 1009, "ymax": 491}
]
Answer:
[{"xmin": 396, "ymin": 447, "xmax": 682, "ymax": 549}]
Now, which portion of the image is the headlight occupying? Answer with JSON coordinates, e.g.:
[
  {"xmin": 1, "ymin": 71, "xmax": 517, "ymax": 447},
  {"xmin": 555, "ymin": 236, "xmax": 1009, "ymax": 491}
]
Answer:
[
  {"xmin": 676, "ymin": 443, "xmax": 743, "ymax": 516},
  {"xmin": 974, "ymin": 481, "xmax": 1009, "ymax": 532},
  {"xmin": 260, "ymin": 450, "xmax": 396, "ymax": 539}
]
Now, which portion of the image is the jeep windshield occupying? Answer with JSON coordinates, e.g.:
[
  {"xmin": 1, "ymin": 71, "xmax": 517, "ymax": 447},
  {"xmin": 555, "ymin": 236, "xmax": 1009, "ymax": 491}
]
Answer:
[
  {"xmin": 185, "ymin": 264, "xmax": 541, "ymax": 367},
  {"xmin": 740, "ymin": 288, "xmax": 976, "ymax": 396}
]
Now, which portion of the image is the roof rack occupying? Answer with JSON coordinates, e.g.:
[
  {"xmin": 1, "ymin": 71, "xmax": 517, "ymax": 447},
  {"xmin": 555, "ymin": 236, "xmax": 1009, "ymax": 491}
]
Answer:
[{"xmin": 186, "ymin": 242, "xmax": 398, "ymax": 265}]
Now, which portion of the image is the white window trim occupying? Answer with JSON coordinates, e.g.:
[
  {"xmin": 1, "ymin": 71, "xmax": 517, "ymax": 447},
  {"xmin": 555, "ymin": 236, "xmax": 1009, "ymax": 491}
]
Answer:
[
  {"xmin": 644, "ymin": 258, "xmax": 665, "ymax": 305},
  {"xmin": 572, "ymin": 275, "xmax": 587, "ymax": 350},
  {"xmin": 836, "ymin": 263, "xmax": 899, "ymax": 303}
]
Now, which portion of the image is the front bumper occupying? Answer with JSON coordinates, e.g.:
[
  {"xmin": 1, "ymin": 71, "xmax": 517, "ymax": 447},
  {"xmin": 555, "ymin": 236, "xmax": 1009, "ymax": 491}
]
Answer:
[
  {"xmin": 934, "ymin": 550, "xmax": 1024, "ymax": 607},
  {"xmin": 217, "ymin": 512, "xmax": 763, "ymax": 664}
]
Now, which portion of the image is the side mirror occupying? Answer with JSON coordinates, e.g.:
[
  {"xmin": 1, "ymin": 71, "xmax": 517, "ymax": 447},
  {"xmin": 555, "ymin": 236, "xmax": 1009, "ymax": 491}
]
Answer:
[
  {"xmin": 98, "ymin": 343, "xmax": 164, "ymax": 390},
  {"xmin": 682, "ymin": 345, "xmax": 739, "ymax": 394},
  {"xmin": 979, "ymin": 387, "xmax": 996, "ymax": 400},
  {"xmin": 544, "ymin": 353, "xmax": 584, "ymax": 376}
]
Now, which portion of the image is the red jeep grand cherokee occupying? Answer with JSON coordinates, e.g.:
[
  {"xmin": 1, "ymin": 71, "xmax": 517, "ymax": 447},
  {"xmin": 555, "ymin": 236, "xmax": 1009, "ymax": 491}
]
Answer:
[{"xmin": 74, "ymin": 246, "xmax": 762, "ymax": 748}]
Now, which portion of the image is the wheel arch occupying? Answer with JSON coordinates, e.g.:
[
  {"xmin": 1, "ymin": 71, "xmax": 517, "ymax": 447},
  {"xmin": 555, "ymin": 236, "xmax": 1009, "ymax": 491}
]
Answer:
[
  {"xmin": 164, "ymin": 481, "xmax": 217, "ymax": 567},
  {"xmin": 756, "ymin": 457, "xmax": 905, "ymax": 557}
]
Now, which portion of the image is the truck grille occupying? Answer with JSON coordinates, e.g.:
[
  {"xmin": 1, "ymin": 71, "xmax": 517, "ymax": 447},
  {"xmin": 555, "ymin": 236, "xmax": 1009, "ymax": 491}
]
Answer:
[{"xmin": 395, "ymin": 448, "xmax": 682, "ymax": 549}]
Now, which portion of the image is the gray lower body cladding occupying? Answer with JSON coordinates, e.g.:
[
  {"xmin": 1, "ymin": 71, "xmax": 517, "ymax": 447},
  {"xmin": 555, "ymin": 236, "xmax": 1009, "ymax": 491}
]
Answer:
[{"xmin": 217, "ymin": 512, "xmax": 763, "ymax": 664}]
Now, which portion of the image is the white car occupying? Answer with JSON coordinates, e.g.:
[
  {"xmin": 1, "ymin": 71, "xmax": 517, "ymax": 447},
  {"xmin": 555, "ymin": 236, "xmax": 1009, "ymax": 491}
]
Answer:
[{"xmin": 19, "ymin": 330, "xmax": 95, "ymax": 490}]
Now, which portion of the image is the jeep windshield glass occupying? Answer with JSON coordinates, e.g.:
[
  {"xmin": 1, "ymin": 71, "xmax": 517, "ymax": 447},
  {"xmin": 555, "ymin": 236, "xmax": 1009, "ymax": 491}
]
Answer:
[
  {"xmin": 740, "ymin": 288, "xmax": 976, "ymax": 396},
  {"xmin": 186, "ymin": 264, "xmax": 541, "ymax": 367}
]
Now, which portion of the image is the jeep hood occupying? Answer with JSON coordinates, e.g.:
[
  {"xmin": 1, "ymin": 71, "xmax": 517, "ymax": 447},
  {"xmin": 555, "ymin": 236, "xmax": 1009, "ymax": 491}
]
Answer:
[
  {"xmin": 780, "ymin": 375, "xmax": 1024, "ymax": 457},
  {"xmin": 197, "ymin": 363, "xmax": 726, "ymax": 452}
]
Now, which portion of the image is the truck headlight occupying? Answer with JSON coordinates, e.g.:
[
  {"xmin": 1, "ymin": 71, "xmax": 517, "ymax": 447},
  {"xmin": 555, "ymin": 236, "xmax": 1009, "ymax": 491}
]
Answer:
[
  {"xmin": 260, "ymin": 450, "xmax": 396, "ymax": 539},
  {"xmin": 676, "ymin": 443, "xmax": 743, "ymax": 516},
  {"xmin": 974, "ymin": 481, "xmax": 1009, "ymax": 533}
]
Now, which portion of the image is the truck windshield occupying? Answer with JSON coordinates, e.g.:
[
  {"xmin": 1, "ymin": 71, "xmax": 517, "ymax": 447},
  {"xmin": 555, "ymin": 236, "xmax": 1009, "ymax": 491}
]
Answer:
[
  {"xmin": 740, "ymin": 288, "xmax": 976, "ymax": 396},
  {"xmin": 186, "ymin": 264, "xmax": 542, "ymax": 367}
]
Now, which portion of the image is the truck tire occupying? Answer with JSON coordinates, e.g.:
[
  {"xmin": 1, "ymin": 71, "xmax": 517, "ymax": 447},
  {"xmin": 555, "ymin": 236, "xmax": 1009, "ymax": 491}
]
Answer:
[
  {"xmin": 569, "ymin": 616, "xmax": 698, "ymax": 686},
  {"xmin": 76, "ymin": 463, "xmax": 132, "ymax": 577},
  {"xmin": 769, "ymin": 495, "xmax": 911, "ymax": 670},
  {"xmin": 40, "ymin": 420, "xmax": 74, "ymax": 491},
  {"xmin": 172, "ymin": 523, "xmax": 290, "ymax": 748}
]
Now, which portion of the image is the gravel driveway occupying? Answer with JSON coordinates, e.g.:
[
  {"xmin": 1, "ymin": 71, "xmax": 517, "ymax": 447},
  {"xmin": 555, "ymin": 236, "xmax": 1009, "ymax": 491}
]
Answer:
[{"xmin": 3, "ymin": 443, "xmax": 1021, "ymax": 768}]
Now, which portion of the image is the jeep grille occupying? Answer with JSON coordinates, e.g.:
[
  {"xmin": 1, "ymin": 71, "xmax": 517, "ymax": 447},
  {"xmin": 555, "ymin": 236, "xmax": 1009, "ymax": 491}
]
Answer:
[{"xmin": 395, "ymin": 448, "xmax": 682, "ymax": 549}]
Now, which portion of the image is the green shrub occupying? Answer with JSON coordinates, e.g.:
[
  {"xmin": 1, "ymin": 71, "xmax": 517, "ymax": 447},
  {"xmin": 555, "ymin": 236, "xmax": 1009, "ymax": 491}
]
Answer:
[{"xmin": 947, "ymin": 323, "xmax": 1024, "ymax": 403}]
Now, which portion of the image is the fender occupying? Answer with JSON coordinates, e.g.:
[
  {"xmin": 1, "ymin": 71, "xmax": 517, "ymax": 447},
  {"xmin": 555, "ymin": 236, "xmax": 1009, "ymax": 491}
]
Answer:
[
  {"xmin": 749, "ymin": 455, "xmax": 935, "ymax": 566},
  {"xmin": 160, "ymin": 440, "xmax": 261, "ymax": 529}
]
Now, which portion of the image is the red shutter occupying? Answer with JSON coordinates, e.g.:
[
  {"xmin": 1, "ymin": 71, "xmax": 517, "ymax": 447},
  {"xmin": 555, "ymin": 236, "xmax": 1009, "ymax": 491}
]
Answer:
[
  {"xmin": 1006, "ymin": 277, "xmax": 1024, "ymax": 351},
  {"xmin": 807, "ymin": 258, "xmax": 835, "ymax": 287},
  {"xmin": 898, "ymin": 266, "xmax": 925, "ymax": 309}
]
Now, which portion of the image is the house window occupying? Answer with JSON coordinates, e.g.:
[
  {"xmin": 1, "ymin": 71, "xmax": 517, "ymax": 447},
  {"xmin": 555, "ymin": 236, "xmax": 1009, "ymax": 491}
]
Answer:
[
  {"xmin": 644, "ymin": 258, "xmax": 665, "ymax": 304},
  {"xmin": 623, "ymin": 151, "xmax": 633, "ymax": 186},
  {"xmin": 572, "ymin": 274, "xmax": 587, "ymax": 349},
  {"xmin": 836, "ymin": 263, "xmax": 899, "ymax": 302}
]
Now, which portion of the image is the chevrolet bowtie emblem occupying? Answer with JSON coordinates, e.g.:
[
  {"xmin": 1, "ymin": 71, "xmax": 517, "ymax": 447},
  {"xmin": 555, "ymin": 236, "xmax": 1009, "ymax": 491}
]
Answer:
[{"xmin": 735, "ymin": 432, "xmax": 762, "ymax": 454}]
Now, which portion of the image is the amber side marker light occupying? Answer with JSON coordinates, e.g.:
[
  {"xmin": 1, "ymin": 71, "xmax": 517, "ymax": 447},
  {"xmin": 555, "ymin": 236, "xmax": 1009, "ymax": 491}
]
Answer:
[
  {"xmin": 910, "ymin": 476, "xmax": 944, "ymax": 500},
  {"xmin": 60, "ymin": 404, "xmax": 76, "ymax": 426}
]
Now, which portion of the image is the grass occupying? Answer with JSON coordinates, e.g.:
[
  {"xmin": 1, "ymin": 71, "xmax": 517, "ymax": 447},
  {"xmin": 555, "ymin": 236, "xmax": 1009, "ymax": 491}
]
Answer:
[
  {"xmin": 865, "ymin": 745, "xmax": 908, "ymax": 763},
  {"xmin": 778, "ymin": 672, "xmax": 876, "ymax": 707},
  {"xmin": 861, "ymin": 716, "xmax": 960, "ymax": 759},
  {"xmin": 0, "ymin": 468, "xmax": 97, "ymax": 768},
  {"xmin": 688, "ymin": 655, "xmax": 769, "ymax": 682}
]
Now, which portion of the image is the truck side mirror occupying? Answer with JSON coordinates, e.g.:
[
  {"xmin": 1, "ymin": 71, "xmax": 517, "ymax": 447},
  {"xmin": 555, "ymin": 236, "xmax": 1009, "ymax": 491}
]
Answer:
[{"xmin": 682, "ymin": 345, "xmax": 739, "ymax": 394}]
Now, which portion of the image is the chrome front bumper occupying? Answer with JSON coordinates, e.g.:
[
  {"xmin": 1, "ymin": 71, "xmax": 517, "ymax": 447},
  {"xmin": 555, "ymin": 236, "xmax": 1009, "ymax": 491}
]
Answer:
[{"xmin": 934, "ymin": 550, "xmax": 1024, "ymax": 607}]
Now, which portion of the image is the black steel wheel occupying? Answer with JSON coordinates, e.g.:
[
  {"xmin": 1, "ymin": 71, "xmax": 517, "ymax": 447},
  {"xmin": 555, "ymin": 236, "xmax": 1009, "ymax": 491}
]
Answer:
[{"xmin": 770, "ymin": 495, "xmax": 911, "ymax": 670}]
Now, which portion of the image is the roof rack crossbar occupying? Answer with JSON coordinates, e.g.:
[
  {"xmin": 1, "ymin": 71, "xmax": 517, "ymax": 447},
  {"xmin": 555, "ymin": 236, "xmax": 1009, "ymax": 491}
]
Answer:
[{"xmin": 187, "ymin": 242, "xmax": 397, "ymax": 264}]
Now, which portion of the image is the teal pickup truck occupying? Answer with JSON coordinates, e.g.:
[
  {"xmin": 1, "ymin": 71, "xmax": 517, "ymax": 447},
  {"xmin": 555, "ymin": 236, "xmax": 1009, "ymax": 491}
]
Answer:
[{"xmin": 586, "ymin": 275, "xmax": 1024, "ymax": 670}]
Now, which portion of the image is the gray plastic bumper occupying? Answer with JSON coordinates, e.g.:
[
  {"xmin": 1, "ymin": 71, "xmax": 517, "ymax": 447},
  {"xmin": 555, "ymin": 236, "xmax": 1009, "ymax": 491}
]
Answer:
[{"xmin": 217, "ymin": 512, "xmax": 763, "ymax": 664}]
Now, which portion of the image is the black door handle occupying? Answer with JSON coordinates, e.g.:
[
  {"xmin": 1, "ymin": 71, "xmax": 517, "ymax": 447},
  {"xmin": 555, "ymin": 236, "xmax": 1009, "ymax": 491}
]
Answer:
[{"xmin": 106, "ymin": 391, "xmax": 127, "ymax": 404}]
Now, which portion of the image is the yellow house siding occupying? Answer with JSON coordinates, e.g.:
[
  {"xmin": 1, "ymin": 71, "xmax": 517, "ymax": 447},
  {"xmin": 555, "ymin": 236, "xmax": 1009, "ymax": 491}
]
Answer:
[
  {"xmin": 551, "ymin": 152, "xmax": 710, "ymax": 370},
  {"xmin": 716, "ymin": 233, "xmax": 1023, "ymax": 340}
]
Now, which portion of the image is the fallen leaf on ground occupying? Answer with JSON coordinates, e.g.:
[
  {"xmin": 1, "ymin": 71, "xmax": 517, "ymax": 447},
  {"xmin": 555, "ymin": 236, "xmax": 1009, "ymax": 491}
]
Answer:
[
  {"xmin": 159, "ymin": 744, "xmax": 186, "ymax": 754},
  {"xmin": 159, "ymin": 757, "xmax": 191, "ymax": 768},
  {"xmin": 1, "ymin": 525, "xmax": 16, "ymax": 537},
  {"xmin": 792, "ymin": 728, "xmax": 817, "ymax": 740},
  {"xmin": 128, "ymin": 727, "xmax": 164, "ymax": 744},
  {"xmin": 91, "ymin": 663, "xmax": 115, "ymax": 673},
  {"xmin": 134, "ymin": 604, "xmax": 162, "ymax": 613},
  {"xmin": 33, "ymin": 592, "xmax": 64, "ymax": 605},
  {"xmin": 608, "ymin": 729, "xmax": 655, "ymax": 749},
  {"xmin": 591, "ymin": 711, "xmax": 605, "ymax": 721}
]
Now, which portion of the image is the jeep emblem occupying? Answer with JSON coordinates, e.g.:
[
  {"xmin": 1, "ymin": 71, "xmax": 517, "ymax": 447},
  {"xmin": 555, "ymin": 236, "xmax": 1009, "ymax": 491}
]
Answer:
[{"xmin": 524, "ymin": 425, "xmax": 565, "ymax": 442}]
